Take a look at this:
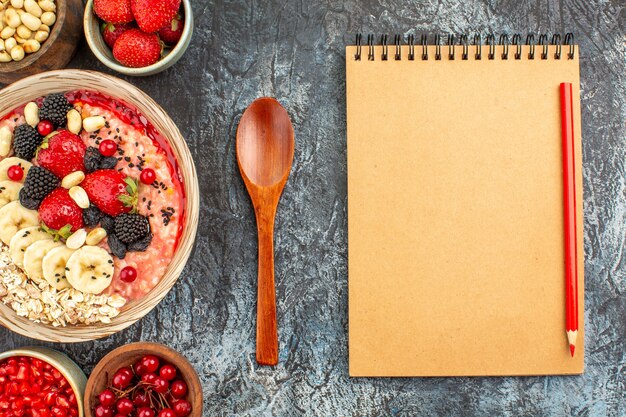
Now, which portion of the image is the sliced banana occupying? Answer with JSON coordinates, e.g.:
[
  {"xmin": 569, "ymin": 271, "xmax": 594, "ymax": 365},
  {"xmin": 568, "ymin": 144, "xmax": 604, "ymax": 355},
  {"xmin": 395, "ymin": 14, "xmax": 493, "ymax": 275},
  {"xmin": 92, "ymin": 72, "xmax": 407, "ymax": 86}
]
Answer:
[
  {"xmin": 42, "ymin": 245, "xmax": 75, "ymax": 290},
  {"xmin": 8, "ymin": 225, "xmax": 51, "ymax": 268},
  {"xmin": 0, "ymin": 201, "xmax": 39, "ymax": 245},
  {"xmin": 23, "ymin": 239, "xmax": 62, "ymax": 284},
  {"xmin": 0, "ymin": 157, "xmax": 32, "ymax": 183},
  {"xmin": 65, "ymin": 246, "xmax": 114, "ymax": 294},
  {"xmin": 0, "ymin": 180, "xmax": 22, "ymax": 208}
]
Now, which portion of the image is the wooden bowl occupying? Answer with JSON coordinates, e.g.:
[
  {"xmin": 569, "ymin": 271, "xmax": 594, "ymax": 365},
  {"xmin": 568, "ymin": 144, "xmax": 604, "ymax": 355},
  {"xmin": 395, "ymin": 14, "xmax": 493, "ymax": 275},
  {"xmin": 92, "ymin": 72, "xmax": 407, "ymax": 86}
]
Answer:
[
  {"xmin": 83, "ymin": 0, "xmax": 194, "ymax": 76},
  {"xmin": 84, "ymin": 342, "xmax": 203, "ymax": 417},
  {"xmin": 0, "ymin": 69, "xmax": 199, "ymax": 342},
  {"xmin": 0, "ymin": 0, "xmax": 84, "ymax": 85}
]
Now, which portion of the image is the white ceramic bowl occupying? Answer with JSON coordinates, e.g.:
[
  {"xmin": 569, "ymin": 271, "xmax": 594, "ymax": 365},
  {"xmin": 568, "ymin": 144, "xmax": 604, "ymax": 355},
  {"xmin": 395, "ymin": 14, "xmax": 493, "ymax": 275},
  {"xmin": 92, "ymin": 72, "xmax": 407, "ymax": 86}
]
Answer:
[
  {"xmin": 0, "ymin": 347, "xmax": 88, "ymax": 417},
  {"xmin": 83, "ymin": 0, "xmax": 193, "ymax": 76}
]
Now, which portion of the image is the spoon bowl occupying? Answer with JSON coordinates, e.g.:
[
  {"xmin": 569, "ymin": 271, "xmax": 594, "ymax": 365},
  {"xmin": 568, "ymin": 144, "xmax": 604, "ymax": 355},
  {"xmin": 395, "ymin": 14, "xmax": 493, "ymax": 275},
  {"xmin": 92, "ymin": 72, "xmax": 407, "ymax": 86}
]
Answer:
[{"xmin": 236, "ymin": 97, "xmax": 294, "ymax": 365}]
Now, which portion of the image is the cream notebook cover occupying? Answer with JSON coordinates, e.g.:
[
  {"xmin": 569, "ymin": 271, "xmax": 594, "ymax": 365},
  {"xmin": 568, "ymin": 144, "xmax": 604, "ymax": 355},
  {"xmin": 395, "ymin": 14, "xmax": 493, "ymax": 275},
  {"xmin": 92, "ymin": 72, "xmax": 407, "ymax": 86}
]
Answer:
[{"xmin": 346, "ymin": 36, "xmax": 584, "ymax": 376}]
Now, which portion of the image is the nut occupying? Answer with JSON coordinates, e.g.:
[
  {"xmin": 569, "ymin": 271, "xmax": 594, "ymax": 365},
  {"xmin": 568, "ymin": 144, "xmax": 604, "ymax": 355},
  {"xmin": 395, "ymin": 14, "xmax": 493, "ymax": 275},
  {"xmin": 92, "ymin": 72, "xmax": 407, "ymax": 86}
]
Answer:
[
  {"xmin": 15, "ymin": 23, "xmax": 28, "ymax": 37},
  {"xmin": 82, "ymin": 116, "xmax": 106, "ymax": 132},
  {"xmin": 66, "ymin": 228, "xmax": 87, "ymax": 250},
  {"xmin": 66, "ymin": 109, "xmax": 82, "ymax": 134},
  {"xmin": 69, "ymin": 186, "xmax": 89, "ymax": 209},
  {"xmin": 61, "ymin": 170, "xmax": 85, "ymax": 189},
  {"xmin": 22, "ymin": 38, "xmax": 38, "ymax": 52},
  {"xmin": 0, "ymin": 38, "xmax": 4, "ymax": 51},
  {"xmin": 39, "ymin": 10, "xmax": 53, "ymax": 26},
  {"xmin": 0, "ymin": 126, "xmax": 13, "ymax": 157},
  {"xmin": 24, "ymin": 102, "xmax": 39, "ymax": 127},
  {"xmin": 19, "ymin": 12, "xmax": 39, "ymax": 31},
  {"xmin": 37, "ymin": 0, "xmax": 54, "ymax": 12},
  {"xmin": 5, "ymin": 7, "xmax": 19, "ymax": 27},
  {"xmin": 9, "ymin": 43, "xmax": 22, "ymax": 60},
  {"xmin": 33, "ymin": 28, "xmax": 46, "ymax": 41},
  {"xmin": 37, "ymin": 22, "xmax": 48, "ymax": 32},
  {"xmin": 3, "ymin": 35, "xmax": 15, "ymax": 50},
  {"xmin": 0, "ymin": 50, "xmax": 9, "ymax": 61},
  {"xmin": 10, "ymin": 0, "xmax": 23, "ymax": 8},
  {"xmin": 23, "ymin": 0, "xmax": 41, "ymax": 18},
  {"xmin": 1, "ymin": 25, "xmax": 15, "ymax": 39},
  {"xmin": 86, "ymin": 228, "xmax": 107, "ymax": 246}
]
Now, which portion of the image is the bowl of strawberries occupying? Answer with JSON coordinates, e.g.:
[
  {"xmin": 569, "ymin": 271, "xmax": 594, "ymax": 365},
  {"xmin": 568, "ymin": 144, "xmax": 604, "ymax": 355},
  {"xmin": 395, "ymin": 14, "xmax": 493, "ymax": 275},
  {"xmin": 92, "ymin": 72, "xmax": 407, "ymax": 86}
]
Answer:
[{"xmin": 83, "ymin": 0, "xmax": 193, "ymax": 76}]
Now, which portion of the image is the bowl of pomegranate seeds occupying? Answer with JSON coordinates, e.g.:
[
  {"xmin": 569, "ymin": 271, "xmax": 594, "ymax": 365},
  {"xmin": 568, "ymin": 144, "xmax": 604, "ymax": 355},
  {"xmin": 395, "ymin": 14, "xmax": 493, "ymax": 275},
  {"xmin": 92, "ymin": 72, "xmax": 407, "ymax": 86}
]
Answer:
[
  {"xmin": 83, "ymin": 0, "xmax": 193, "ymax": 76},
  {"xmin": 85, "ymin": 342, "xmax": 201, "ymax": 417},
  {"xmin": 0, "ymin": 346, "xmax": 87, "ymax": 417}
]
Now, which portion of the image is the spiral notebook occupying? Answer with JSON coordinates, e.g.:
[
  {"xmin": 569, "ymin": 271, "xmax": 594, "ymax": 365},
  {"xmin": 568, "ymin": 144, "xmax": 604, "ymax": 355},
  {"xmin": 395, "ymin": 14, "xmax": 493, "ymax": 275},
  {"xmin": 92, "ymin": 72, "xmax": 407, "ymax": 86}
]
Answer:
[{"xmin": 347, "ymin": 33, "xmax": 584, "ymax": 376}]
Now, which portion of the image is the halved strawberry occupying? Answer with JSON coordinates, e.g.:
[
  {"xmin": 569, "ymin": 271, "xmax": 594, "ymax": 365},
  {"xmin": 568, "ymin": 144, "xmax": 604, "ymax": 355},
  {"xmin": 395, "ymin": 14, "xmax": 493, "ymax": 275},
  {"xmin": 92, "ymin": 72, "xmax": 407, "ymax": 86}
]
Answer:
[
  {"xmin": 131, "ymin": 0, "xmax": 181, "ymax": 33},
  {"xmin": 81, "ymin": 170, "xmax": 137, "ymax": 216},
  {"xmin": 37, "ymin": 130, "xmax": 86, "ymax": 178},
  {"xmin": 94, "ymin": 0, "xmax": 134, "ymax": 24},
  {"xmin": 39, "ymin": 188, "xmax": 84, "ymax": 234}
]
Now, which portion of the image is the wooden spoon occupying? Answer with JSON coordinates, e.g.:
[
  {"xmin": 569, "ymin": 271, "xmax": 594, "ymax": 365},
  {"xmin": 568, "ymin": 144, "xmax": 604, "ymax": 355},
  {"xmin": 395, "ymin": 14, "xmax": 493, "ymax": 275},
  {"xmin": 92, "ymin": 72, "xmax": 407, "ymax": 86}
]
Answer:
[{"xmin": 236, "ymin": 97, "xmax": 295, "ymax": 365}]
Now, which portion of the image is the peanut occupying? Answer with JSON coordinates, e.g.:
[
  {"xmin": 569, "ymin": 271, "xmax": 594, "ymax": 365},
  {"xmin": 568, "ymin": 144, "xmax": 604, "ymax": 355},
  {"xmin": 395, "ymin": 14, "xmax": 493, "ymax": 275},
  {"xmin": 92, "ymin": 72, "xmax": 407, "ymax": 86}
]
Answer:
[
  {"xmin": 23, "ymin": 0, "xmax": 40, "ymax": 17},
  {"xmin": 33, "ymin": 28, "xmax": 46, "ymax": 41},
  {"xmin": 19, "ymin": 11, "xmax": 39, "ymax": 31},
  {"xmin": 22, "ymin": 37, "xmax": 37, "ymax": 52},
  {"xmin": 82, "ymin": 116, "xmax": 106, "ymax": 132},
  {"xmin": 86, "ymin": 228, "xmax": 107, "ymax": 246},
  {"xmin": 15, "ymin": 23, "xmax": 28, "ymax": 37},
  {"xmin": 5, "ymin": 8, "xmax": 19, "ymax": 27},
  {"xmin": 66, "ymin": 109, "xmax": 82, "ymax": 134},
  {"xmin": 3, "ymin": 34, "xmax": 14, "ymax": 50},
  {"xmin": 61, "ymin": 171, "xmax": 85, "ymax": 189},
  {"xmin": 9, "ymin": 43, "xmax": 22, "ymax": 60},
  {"xmin": 66, "ymin": 228, "xmax": 87, "ymax": 250},
  {"xmin": 24, "ymin": 102, "xmax": 39, "ymax": 126},
  {"xmin": 0, "ymin": 126, "xmax": 12, "ymax": 157},
  {"xmin": 37, "ymin": 0, "xmax": 54, "ymax": 12},
  {"xmin": 0, "ymin": 50, "xmax": 9, "ymax": 61},
  {"xmin": 69, "ymin": 186, "xmax": 90, "ymax": 209},
  {"xmin": 10, "ymin": 0, "xmax": 23, "ymax": 8},
  {"xmin": 39, "ymin": 9, "xmax": 53, "ymax": 26}
]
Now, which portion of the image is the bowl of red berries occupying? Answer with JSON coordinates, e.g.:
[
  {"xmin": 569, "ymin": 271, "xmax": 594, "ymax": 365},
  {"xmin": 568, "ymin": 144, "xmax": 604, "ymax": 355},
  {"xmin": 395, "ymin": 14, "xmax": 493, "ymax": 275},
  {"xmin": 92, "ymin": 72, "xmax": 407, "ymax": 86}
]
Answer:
[
  {"xmin": 85, "ymin": 342, "xmax": 201, "ymax": 417},
  {"xmin": 0, "ymin": 346, "xmax": 87, "ymax": 417},
  {"xmin": 83, "ymin": 0, "xmax": 193, "ymax": 76}
]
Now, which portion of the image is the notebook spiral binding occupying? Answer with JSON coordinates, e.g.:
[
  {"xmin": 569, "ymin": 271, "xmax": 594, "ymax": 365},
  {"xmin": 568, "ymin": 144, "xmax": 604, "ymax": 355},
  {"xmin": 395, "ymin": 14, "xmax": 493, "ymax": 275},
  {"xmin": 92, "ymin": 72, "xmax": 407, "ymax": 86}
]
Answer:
[{"xmin": 354, "ymin": 33, "xmax": 575, "ymax": 61}]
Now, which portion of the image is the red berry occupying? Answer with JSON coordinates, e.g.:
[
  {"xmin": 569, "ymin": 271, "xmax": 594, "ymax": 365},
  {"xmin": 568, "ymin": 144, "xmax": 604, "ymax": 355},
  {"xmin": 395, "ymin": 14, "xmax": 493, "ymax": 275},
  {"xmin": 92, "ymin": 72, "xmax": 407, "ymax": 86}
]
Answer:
[
  {"xmin": 140, "ymin": 355, "xmax": 159, "ymax": 373},
  {"xmin": 158, "ymin": 409, "xmax": 175, "ymax": 417},
  {"xmin": 159, "ymin": 364, "xmax": 176, "ymax": 381},
  {"xmin": 120, "ymin": 266, "xmax": 137, "ymax": 283},
  {"xmin": 131, "ymin": 0, "xmax": 181, "ymax": 33},
  {"xmin": 153, "ymin": 377, "xmax": 168, "ymax": 394},
  {"xmin": 101, "ymin": 22, "xmax": 135, "ymax": 49},
  {"xmin": 7, "ymin": 165, "xmax": 24, "ymax": 181},
  {"xmin": 94, "ymin": 405, "xmax": 114, "ymax": 417},
  {"xmin": 131, "ymin": 391, "xmax": 149, "ymax": 407},
  {"xmin": 37, "ymin": 130, "xmax": 87, "ymax": 178},
  {"xmin": 93, "ymin": 0, "xmax": 133, "ymax": 24},
  {"xmin": 134, "ymin": 363, "xmax": 148, "ymax": 376},
  {"xmin": 117, "ymin": 367, "xmax": 133, "ymax": 378},
  {"xmin": 38, "ymin": 188, "xmax": 84, "ymax": 232},
  {"xmin": 137, "ymin": 407, "xmax": 155, "ymax": 417},
  {"xmin": 139, "ymin": 168, "xmax": 156, "ymax": 185},
  {"xmin": 170, "ymin": 380, "xmax": 187, "ymax": 398},
  {"xmin": 140, "ymin": 373, "xmax": 156, "ymax": 384},
  {"xmin": 111, "ymin": 371, "xmax": 131, "ymax": 390},
  {"xmin": 157, "ymin": 13, "xmax": 183, "ymax": 46},
  {"xmin": 37, "ymin": 120, "xmax": 54, "ymax": 136},
  {"xmin": 172, "ymin": 399, "xmax": 191, "ymax": 417},
  {"xmin": 115, "ymin": 398, "xmax": 134, "ymax": 415},
  {"xmin": 99, "ymin": 140, "xmax": 117, "ymax": 157},
  {"xmin": 81, "ymin": 170, "xmax": 135, "ymax": 216},
  {"xmin": 113, "ymin": 29, "xmax": 162, "ymax": 68}
]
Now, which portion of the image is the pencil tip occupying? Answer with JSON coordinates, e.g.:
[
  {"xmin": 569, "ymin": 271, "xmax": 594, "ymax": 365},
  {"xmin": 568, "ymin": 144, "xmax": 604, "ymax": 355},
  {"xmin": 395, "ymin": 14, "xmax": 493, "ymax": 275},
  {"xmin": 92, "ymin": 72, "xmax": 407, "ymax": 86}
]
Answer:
[{"xmin": 570, "ymin": 344, "xmax": 575, "ymax": 357}]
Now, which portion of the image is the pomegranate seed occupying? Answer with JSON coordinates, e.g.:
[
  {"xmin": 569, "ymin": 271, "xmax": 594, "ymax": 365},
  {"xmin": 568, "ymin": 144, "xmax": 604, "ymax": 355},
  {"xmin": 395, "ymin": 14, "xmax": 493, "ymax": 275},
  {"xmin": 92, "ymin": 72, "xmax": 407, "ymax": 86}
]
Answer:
[
  {"xmin": 6, "ymin": 165, "xmax": 23, "ymax": 182},
  {"xmin": 50, "ymin": 406, "xmax": 67, "ymax": 417},
  {"xmin": 55, "ymin": 395, "xmax": 70, "ymax": 409},
  {"xmin": 159, "ymin": 365, "xmax": 177, "ymax": 381},
  {"xmin": 37, "ymin": 121, "xmax": 54, "ymax": 136},
  {"xmin": 119, "ymin": 266, "xmax": 137, "ymax": 283},
  {"xmin": 139, "ymin": 168, "xmax": 156, "ymax": 185},
  {"xmin": 99, "ymin": 139, "xmax": 118, "ymax": 157},
  {"xmin": 170, "ymin": 380, "xmax": 187, "ymax": 398}
]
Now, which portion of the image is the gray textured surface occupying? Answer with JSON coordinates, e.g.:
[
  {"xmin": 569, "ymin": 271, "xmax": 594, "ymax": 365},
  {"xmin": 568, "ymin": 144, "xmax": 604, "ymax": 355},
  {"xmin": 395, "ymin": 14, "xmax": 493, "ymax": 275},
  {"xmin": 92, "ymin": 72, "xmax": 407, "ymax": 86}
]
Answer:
[{"xmin": 1, "ymin": 0, "xmax": 626, "ymax": 415}]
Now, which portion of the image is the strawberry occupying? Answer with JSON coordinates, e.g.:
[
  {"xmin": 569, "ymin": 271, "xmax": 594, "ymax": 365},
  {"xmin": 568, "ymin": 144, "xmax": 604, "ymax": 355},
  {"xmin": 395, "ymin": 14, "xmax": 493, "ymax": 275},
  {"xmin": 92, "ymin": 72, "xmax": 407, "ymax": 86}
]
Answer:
[
  {"xmin": 81, "ymin": 170, "xmax": 138, "ymax": 216},
  {"xmin": 157, "ymin": 13, "xmax": 183, "ymax": 45},
  {"xmin": 101, "ymin": 22, "xmax": 135, "ymax": 49},
  {"xmin": 131, "ymin": 0, "xmax": 181, "ymax": 33},
  {"xmin": 113, "ymin": 29, "xmax": 162, "ymax": 68},
  {"xmin": 39, "ymin": 188, "xmax": 84, "ymax": 233},
  {"xmin": 37, "ymin": 130, "xmax": 86, "ymax": 178},
  {"xmin": 93, "ymin": 0, "xmax": 134, "ymax": 24}
]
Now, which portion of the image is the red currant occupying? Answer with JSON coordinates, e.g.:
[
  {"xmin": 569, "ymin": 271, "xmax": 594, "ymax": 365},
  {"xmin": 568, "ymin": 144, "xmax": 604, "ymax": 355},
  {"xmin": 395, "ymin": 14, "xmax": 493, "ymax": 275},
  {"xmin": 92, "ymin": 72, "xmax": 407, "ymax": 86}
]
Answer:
[
  {"xmin": 99, "ymin": 140, "xmax": 117, "ymax": 157},
  {"xmin": 159, "ymin": 364, "xmax": 176, "ymax": 381},
  {"xmin": 140, "ymin": 355, "xmax": 159, "ymax": 373},
  {"xmin": 170, "ymin": 380, "xmax": 187, "ymax": 398},
  {"xmin": 120, "ymin": 266, "xmax": 137, "ymax": 283},
  {"xmin": 7, "ymin": 165, "xmax": 24, "ymax": 181},
  {"xmin": 137, "ymin": 407, "xmax": 155, "ymax": 417},
  {"xmin": 115, "ymin": 398, "xmax": 134, "ymax": 415},
  {"xmin": 94, "ymin": 404, "xmax": 114, "ymax": 417},
  {"xmin": 139, "ymin": 168, "xmax": 156, "ymax": 185},
  {"xmin": 98, "ymin": 389, "xmax": 115, "ymax": 407},
  {"xmin": 172, "ymin": 399, "xmax": 191, "ymax": 417},
  {"xmin": 37, "ymin": 120, "xmax": 54, "ymax": 136},
  {"xmin": 158, "ymin": 409, "xmax": 176, "ymax": 417},
  {"xmin": 111, "ymin": 371, "xmax": 131, "ymax": 390},
  {"xmin": 153, "ymin": 377, "xmax": 168, "ymax": 394}
]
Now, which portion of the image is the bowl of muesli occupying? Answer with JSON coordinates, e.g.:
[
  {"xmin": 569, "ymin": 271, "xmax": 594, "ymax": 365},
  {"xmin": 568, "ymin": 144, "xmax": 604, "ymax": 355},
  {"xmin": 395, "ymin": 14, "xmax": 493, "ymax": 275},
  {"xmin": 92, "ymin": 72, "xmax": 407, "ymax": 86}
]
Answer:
[{"xmin": 0, "ymin": 70, "xmax": 199, "ymax": 342}]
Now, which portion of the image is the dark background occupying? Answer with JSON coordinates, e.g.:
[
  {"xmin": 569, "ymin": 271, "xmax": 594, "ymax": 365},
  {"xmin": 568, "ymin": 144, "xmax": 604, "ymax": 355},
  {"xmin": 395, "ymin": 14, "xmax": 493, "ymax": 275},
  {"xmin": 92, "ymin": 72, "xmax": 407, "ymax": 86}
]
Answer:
[{"xmin": 2, "ymin": 0, "xmax": 625, "ymax": 415}]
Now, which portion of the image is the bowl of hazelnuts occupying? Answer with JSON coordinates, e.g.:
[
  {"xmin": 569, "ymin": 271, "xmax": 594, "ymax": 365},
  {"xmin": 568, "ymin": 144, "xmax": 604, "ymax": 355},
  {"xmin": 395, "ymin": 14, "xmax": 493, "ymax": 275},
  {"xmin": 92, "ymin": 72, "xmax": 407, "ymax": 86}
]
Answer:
[{"xmin": 0, "ymin": 0, "xmax": 84, "ymax": 85}]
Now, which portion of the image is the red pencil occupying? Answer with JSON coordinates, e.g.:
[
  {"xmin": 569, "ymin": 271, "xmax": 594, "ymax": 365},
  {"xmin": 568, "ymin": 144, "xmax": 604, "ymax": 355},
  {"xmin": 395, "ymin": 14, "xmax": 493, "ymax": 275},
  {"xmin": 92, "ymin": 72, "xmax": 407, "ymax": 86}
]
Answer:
[{"xmin": 560, "ymin": 82, "xmax": 578, "ymax": 357}]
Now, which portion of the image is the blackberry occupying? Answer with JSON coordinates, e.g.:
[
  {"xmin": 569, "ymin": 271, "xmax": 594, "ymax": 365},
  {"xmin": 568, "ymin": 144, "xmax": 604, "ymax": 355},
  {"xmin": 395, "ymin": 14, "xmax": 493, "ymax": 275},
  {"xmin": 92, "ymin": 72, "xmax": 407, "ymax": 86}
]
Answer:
[
  {"xmin": 114, "ymin": 213, "xmax": 150, "ymax": 243},
  {"xmin": 100, "ymin": 156, "xmax": 118, "ymax": 169},
  {"xmin": 18, "ymin": 188, "xmax": 40, "ymax": 210},
  {"xmin": 107, "ymin": 233, "xmax": 127, "ymax": 259},
  {"xmin": 83, "ymin": 205, "xmax": 103, "ymax": 227},
  {"xmin": 39, "ymin": 93, "xmax": 72, "ymax": 127},
  {"xmin": 22, "ymin": 166, "xmax": 59, "ymax": 202},
  {"xmin": 84, "ymin": 147, "xmax": 102, "ymax": 172},
  {"xmin": 100, "ymin": 215, "xmax": 116, "ymax": 235},
  {"xmin": 127, "ymin": 233, "xmax": 152, "ymax": 252},
  {"xmin": 13, "ymin": 124, "xmax": 43, "ymax": 160}
]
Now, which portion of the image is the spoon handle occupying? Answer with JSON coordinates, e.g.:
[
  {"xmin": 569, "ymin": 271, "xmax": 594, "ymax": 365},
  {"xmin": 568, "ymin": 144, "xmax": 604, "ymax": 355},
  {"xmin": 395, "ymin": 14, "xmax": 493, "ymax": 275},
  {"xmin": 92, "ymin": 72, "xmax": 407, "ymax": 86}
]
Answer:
[{"xmin": 255, "ymin": 205, "xmax": 278, "ymax": 365}]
